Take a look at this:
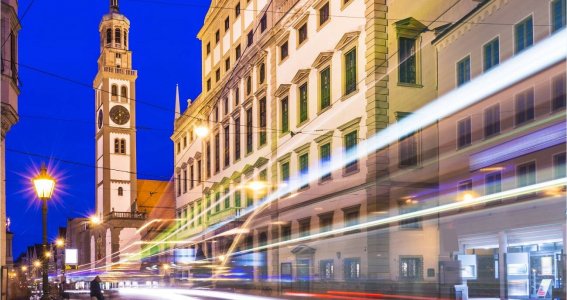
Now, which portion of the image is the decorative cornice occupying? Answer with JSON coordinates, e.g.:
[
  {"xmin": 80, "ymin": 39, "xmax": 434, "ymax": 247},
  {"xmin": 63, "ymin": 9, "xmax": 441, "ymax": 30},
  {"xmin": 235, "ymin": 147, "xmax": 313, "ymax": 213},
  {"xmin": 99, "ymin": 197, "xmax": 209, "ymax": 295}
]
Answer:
[
  {"xmin": 275, "ymin": 84, "xmax": 291, "ymax": 97},
  {"xmin": 311, "ymin": 51, "xmax": 334, "ymax": 69},
  {"xmin": 335, "ymin": 31, "xmax": 360, "ymax": 51},
  {"xmin": 294, "ymin": 142, "xmax": 310, "ymax": 154},
  {"xmin": 291, "ymin": 69, "xmax": 310, "ymax": 84},
  {"xmin": 314, "ymin": 130, "xmax": 334, "ymax": 143}
]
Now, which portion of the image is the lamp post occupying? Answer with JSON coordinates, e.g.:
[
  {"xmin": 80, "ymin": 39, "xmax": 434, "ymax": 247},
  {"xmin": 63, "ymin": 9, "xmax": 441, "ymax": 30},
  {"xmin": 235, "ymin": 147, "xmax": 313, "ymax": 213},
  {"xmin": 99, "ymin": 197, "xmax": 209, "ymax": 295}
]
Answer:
[{"xmin": 33, "ymin": 163, "xmax": 56, "ymax": 300}]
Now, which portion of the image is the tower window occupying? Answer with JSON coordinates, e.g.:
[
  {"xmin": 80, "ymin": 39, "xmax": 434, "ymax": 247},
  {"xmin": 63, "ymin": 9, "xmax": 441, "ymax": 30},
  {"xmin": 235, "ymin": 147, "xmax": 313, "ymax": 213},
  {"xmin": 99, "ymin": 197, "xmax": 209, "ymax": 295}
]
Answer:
[
  {"xmin": 215, "ymin": 30, "xmax": 220, "ymax": 44},
  {"xmin": 114, "ymin": 139, "xmax": 126, "ymax": 154},
  {"xmin": 118, "ymin": 187, "xmax": 123, "ymax": 196},
  {"xmin": 121, "ymin": 86, "xmax": 128, "ymax": 100},
  {"xmin": 115, "ymin": 28, "xmax": 121, "ymax": 45},
  {"xmin": 106, "ymin": 29, "xmax": 112, "ymax": 45},
  {"xmin": 124, "ymin": 30, "xmax": 127, "ymax": 47},
  {"xmin": 111, "ymin": 84, "xmax": 118, "ymax": 97}
]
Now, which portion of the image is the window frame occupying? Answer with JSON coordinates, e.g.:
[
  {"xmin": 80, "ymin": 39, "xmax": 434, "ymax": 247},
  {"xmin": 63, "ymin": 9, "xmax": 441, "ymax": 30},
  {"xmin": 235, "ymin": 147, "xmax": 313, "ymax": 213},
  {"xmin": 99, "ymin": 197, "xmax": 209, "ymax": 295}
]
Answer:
[
  {"xmin": 484, "ymin": 104, "xmax": 501, "ymax": 138},
  {"xmin": 456, "ymin": 55, "xmax": 471, "ymax": 87},
  {"xmin": 297, "ymin": 22, "xmax": 308, "ymax": 47},
  {"xmin": 457, "ymin": 116, "xmax": 472, "ymax": 149},
  {"xmin": 551, "ymin": 73, "xmax": 566, "ymax": 111},
  {"xmin": 514, "ymin": 15, "xmax": 534, "ymax": 54},
  {"xmin": 514, "ymin": 87, "xmax": 535, "ymax": 126},
  {"xmin": 483, "ymin": 37, "xmax": 500, "ymax": 72},
  {"xmin": 319, "ymin": 66, "xmax": 332, "ymax": 112},
  {"xmin": 399, "ymin": 256, "xmax": 423, "ymax": 281},
  {"xmin": 343, "ymin": 47, "xmax": 357, "ymax": 96},
  {"xmin": 298, "ymin": 81, "xmax": 309, "ymax": 125},
  {"xmin": 551, "ymin": 0, "xmax": 566, "ymax": 32}
]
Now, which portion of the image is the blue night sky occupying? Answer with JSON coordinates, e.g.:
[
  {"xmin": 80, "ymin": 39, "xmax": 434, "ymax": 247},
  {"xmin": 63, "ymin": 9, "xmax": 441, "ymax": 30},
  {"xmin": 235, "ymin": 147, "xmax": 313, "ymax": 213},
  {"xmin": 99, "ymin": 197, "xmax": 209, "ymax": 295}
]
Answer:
[{"xmin": 6, "ymin": 0, "xmax": 208, "ymax": 258}]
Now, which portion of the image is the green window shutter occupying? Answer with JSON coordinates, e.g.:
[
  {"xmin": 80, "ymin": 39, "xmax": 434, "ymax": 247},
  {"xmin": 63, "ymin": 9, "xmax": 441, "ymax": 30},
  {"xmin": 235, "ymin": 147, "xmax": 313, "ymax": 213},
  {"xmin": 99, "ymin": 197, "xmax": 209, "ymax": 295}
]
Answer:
[
  {"xmin": 345, "ymin": 48, "xmax": 357, "ymax": 94},
  {"xmin": 281, "ymin": 97, "xmax": 289, "ymax": 133},
  {"xmin": 282, "ymin": 162, "xmax": 290, "ymax": 182},
  {"xmin": 235, "ymin": 190, "xmax": 241, "ymax": 208},
  {"xmin": 299, "ymin": 84, "xmax": 308, "ymax": 123},
  {"xmin": 320, "ymin": 67, "xmax": 331, "ymax": 110}
]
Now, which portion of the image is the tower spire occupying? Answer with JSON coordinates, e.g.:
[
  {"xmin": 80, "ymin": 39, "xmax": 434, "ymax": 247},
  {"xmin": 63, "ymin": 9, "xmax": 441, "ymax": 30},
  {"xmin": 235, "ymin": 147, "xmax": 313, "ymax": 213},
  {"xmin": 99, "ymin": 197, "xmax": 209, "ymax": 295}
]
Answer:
[
  {"xmin": 110, "ymin": 0, "xmax": 119, "ymax": 12},
  {"xmin": 174, "ymin": 84, "xmax": 181, "ymax": 121}
]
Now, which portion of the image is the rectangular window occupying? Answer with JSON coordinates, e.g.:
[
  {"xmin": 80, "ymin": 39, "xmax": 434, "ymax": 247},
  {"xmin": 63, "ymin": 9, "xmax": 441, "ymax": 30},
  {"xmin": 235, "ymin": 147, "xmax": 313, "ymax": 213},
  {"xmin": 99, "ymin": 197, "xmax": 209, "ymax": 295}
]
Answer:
[
  {"xmin": 246, "ymin": 189, "xmax": 253, "ymax": 207},
  {"xmin": 319, "ymin": 260, "xmax": 334, "ymax": 280},
  {"xmin": 182, "ymin": 169, "xmax": 187, "ymax": 193},
  {"xmin": 280, "ymin": 41, "xmax": 289, "ymax": 61},
  {"xmin": 206, "ymin": 42, "xmax": 211, "ymax": 55},
  {"xmin": 259, "ymin": 98, "xmax": 267, "ymax": 146},
  {"xmin": 457, "ymin": 56, "xmax": 471, "ymax": 86},
  {"xmin": 320, "ymin": 143, "xmax": 331, "ymax": 181},
  {"xmin": 299, "ymin": 153, "xmax": 309, "ymax": 189},
  {"xmin": 281, "ymin": 97, "xmax": 289, "ymax": 133},
  {"xmin": 399, "ymin": 132, "xmax": 418, "ymax": 167},
  {"xmin": 344, "ymin": 208, "xmax": 359, "ymax": 227},
  {"xmin": 214, "ymin": 105, "xmax": 219, "ymax": 122},
  {"xmin": 260, "ymin": 15, "xmax": 267, "ymax": 32},
  {"xmin": 298, "ymin": 23, "xmax": 308, "ymax": 45},
  {"xmin": 206, "ymin": 142, "xmax": 211, "ymax": 178},
  {"xmin": 319, "ymin": 3, "xmax": 329, "ymax": 26},
  {"xmin": 552, "ymin": 0, "xmax": 566, "ymax": 32},
  {"xmin": 246, "ymin": 107, "xmax": 253, "ymax": 154},
  {"xmin": 553, "ymin": 152, "xmax": 566, "ymax": 179},
  {"xmin": 299, "ymin": 219, "xmax": 310, "ymax": 237},
  {"xmin": 515, "ymin": 16, "xmax": 533, "ymax": 53},
  {"xmin": 247, "ymin": 31, "xmax": 253, "ymax": 46},
  {"xmin": 281, "ymin": 161, "xmax": 290, "ymax": 183},
  {"xmin": 197, "ymin": 160, "xmax": 202, "ymax": 183},
  {"xmin": 281, "ymin": 225, "xmax": 291, "ymax": 241},
  {"xmin": 344, "ymin": 131, "xmax": 358, "ymax": 173},
  {"xmin": 344, "ymin": 48, "xmax": 357, "ymax": 95},
  {"xmin": 215, "ymin": 192, "xmax": 221, "ymax": 212},
  {"xmin": 235, "ymin": 3, "xmax": 241, "ymax": 17},
  {"xmin": 207, "ymin": 78, "xmax": 211, "ymax": 91},
  {"xmin": 246, "ymin": 76, "xmax": 252, "ymax": 95},
  {"xmin": 197, "ymin": 201, "xmax": 202, "ymax": 224},
  {"xmin": 344, "ymin": 258, "xmax": 361, "ymax": 281},
  {"xmin": 320, "ymin": 67, "xmax": 331, "ymax": 110},
  {"xmin": 235, "ymin": 45, "xmax": 241, "ymax": 60},
  {"xmin": 224, "ymin": 125, "xmax": 230, "ymax": 167},
  {"xmin": 515, "ymin": 88, "xmax": 534, "ymax": 126},
  {"xmin": 484, "ymin": 104, "xmax": 500, "ymax": 138},
  {"xmin": 235, "ymin": 117, "xmax": 241, "ymax": 160},
  {"xmin": 319, "ymin": 213, "xmax": 333, "ymax": 233},
  {"xmin": 299, "ymin": 83, "xmax": 308, "ymax": 123},
  {"xmin": 215, "ymin": 69, "xmax": 221, "ymax": 82},
  {"xmin": 214, "ymin": 133, "xmax": 220, "ymax": 173},
  {"xmin": 224, "ymin": 187, "xmax": 230, "ymax": 209},
  {"xmin": 223, "ymin": 97, "xmax": 229, "ymax": 115},
  {"xmin": 485, "ymin": 171, "xmax": 502, "ymax": 195},
  {"xmin": 458, "ymin": 180, "xmax": 473, "ymax": 193},
  {"xmin": 190, "ymin": 165, "xmax": 194, "ymax": 189},
  {"xmin": 399, "ymin": 38, "xmax": 416, "ymax": 84},
  {"xmin": 224, "ymin": 16, "xmax": 230, "ymax": 31},
  {"xmin": 215, "ymin": 30, "xmax": 220, "ymax": 44},
  {"xmin": 234, "ymin": 189, "xmax": 241, "ymax": 208},
  {"xmin": 517, "ymin": 162, "xmax": 536, "ymax": 188},
  {"xmin": 457, "ymin": 117, "xmax": 472, "ymax": 149},
  {"xmin": 399, "ymin": 203, "xmax": 421, "ymax": 229},
  {"xmin": 177, "ymin": 173, "xmax": 181, "ymax": 196},
  {"xmin": 225, "ymin": 58, "xmax": 230, "ymax": 71},
  {"xmin": 235, "ymin": 87, "xmax": 240, "ymax": 106},
  {"xmin": 483, "ymin": 38, "xmax": 499, "ymax": 71},
  {"xmin": 552, "ymin": 73, "xmax": 566, "ymax": 110},
  {"xmin": 400, "ymin": 257, "xmax": 423, "ymax": 280}
]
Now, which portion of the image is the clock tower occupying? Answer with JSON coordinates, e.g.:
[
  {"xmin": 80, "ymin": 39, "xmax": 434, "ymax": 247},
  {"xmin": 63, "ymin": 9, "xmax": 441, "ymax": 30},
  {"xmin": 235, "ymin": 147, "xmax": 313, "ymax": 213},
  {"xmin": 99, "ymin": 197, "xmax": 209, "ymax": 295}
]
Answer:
[
  {"xmin": 94, "ymin": 0, "xmax": 137, "ymax": 218},
  {"xmin": 91, "ymin": 0, "xmax": 144, "ymax": 270}
]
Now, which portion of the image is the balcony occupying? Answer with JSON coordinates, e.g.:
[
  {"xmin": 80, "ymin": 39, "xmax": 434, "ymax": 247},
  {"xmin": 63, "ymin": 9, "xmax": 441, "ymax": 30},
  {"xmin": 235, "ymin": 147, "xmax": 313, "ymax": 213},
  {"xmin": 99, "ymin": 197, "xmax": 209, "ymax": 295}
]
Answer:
[
  {"xmin": 103, "ymin": 66, "xmax": 137, "ymax": 76},
  {"xmin": 104, "ymin": 211, "xmax": 146, "ymax": 221},
  {"xmin": 207, "ymin": 207, "xmax": 239, "ymax": 226}
]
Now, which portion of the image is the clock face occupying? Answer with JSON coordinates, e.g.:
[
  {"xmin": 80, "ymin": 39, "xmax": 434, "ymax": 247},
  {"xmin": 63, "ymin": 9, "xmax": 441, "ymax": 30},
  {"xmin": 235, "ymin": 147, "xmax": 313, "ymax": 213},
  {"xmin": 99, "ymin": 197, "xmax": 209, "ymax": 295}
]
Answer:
[
  {"xmin": 97, "ymin": 109, "xmax": 103, "ymax": 129},
  {"xmin": 109, "ymin": 105, "xmax": 130, "ymax": 125}
]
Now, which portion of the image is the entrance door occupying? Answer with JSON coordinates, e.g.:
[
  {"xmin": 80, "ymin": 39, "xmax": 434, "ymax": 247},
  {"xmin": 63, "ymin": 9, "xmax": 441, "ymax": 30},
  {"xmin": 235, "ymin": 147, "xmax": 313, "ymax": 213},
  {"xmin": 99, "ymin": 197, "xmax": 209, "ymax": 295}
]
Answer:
[{"xmin": 296, "ymin": 259, "xmax": 310, "ymax": 292}]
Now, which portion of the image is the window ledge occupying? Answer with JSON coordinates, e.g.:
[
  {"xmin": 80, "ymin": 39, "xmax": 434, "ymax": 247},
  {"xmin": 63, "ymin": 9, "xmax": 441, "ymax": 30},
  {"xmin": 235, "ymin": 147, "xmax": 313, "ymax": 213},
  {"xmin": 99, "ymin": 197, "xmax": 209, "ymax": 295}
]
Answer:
[
  {"xmin": 279, "ymin": 131, "xmax": 291, "ymax": 138},
  {"xmin": 340, "ymin": 89, "xmax": 358, "ymax": 102},
  {"xmin": 317, "ymin": 19, "xmax": 331, "ymax": 32},
  {"xmin": 319, "ymin": 177, "xmax": 333, "ymax": 185},
  {"xmin": 397, "ymin": 82, "xmax": 423, "ymax": 88},
  {"xmin": 317, "ymin": 104, "xmax": 333, "ymax": 116},
  {"xmin": 257, "ymin": 143, "xmax": 267, "ymax": 151},
  {"xmin": 342, "ymin": 167, "xmax": 360, "ymax": 177},
  {"xmin": 297, "ymin": 119, "xmax": 310, "ymax": 128},
  {"xmin": 279, "ymin": 56, "xmax": 289, "ymax": 65},
  {"xmin": 456, "ymin": 144, "xmax": 472, "ymax": 151}
]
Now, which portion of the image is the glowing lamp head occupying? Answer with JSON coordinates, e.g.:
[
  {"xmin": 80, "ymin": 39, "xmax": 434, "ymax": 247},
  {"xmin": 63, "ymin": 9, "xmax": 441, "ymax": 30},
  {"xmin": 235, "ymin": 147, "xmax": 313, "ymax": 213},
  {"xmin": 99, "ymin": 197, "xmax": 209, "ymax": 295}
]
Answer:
[
  {"xmin": 33, "ymin": 260, "xmax": 41, "ymax": 267},
  {"xmin": 55, "ymin": 238, "xmax": 65, "ymax": 247},
  {"xmin": 462, "ymin": 193, "xmax": 474, "ymax": 202},
  {"xmin": 90, "ymin": 215, "xmax": 102, "ymax": 225},
  {"xmin": 195, "ymin": 125, "xmax": 209, "ymax": 138},
  {"xmin": 246, "ymin": 181, "xmax": 268, "ymax": 192},
  {"xmin": 162, "ymin": 264, "xmax": 170, "ymax": 270},
  {"xmin": 44, "ymin": 251, "xmax": 51, "ymax": 258},
  {"xmin": 21, "ymin": 266, "xmax": 27, "ymax": 272},
  {"xmin": 32, "ymin": 164, "xmax": 55, "ymax": 200}
]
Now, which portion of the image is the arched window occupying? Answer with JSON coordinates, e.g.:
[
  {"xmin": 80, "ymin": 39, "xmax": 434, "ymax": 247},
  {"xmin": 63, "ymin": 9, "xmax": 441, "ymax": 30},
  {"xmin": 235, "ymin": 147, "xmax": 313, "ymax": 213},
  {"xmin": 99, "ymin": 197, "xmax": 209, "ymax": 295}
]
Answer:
[
  {"xmin": 106, "ymin": 28, "xmax": 112, "ymax": 44},
  {"xmin": 121, "ymin": 86, "xmax": 128, "ymax": 100},
  {"xmin": 123, "ymin": 30, "xmax": 128, "ymax": 48},
  {"xmin": 111, "ymin": 84, "xmax": 118, "ymax": 96},
  {"xmin": 120, "ymin": 139, "xmax": 126, "ymax": 154},
  {"xmin": 114, "ymin": 138, "xmax": 120, "ymax": 153},
  {"xmin": 118, "ymin": 187, "xmax": 123, "ymax": 196},
  {"xmin": 115, "ymin": 28, "xmax": 121, "ymax": 45}
]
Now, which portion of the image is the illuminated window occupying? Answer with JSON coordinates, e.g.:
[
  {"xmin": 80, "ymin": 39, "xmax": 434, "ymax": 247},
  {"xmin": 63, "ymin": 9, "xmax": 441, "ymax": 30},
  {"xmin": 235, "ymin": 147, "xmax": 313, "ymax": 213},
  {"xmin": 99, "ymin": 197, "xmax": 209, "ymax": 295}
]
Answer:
[
  {"xmin": 344, "ymin": 258, "xmax": 361, "ymax": 280},
  {"xmin": 400, "ymin": 256, "xmax": 423, "ymax": 280},
  {"xmin": 320, "ymin": 260, "xmax": 334, "ymax": 280}
]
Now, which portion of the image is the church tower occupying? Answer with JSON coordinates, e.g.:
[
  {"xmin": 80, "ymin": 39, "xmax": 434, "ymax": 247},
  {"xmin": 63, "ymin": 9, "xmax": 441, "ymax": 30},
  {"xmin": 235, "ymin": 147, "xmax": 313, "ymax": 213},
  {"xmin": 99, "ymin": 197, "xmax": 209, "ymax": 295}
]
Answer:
[{"xmin": 94, "ymin": 0, "xmax": 137, "ymax": 218}]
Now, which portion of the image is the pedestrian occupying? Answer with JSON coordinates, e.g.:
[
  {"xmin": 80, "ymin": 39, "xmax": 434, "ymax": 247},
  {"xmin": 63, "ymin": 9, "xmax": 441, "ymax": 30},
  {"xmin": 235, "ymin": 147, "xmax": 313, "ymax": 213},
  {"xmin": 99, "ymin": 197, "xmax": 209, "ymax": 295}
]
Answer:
[{"xmin": 89, "ymin": 276, "xmax": 104, "ymax": 300}]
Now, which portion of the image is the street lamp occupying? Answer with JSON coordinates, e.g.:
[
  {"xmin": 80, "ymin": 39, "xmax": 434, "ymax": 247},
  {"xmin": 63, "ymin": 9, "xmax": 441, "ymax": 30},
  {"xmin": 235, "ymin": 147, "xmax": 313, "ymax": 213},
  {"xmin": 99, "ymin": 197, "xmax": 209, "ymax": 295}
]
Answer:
[
  {"xmin": 54, "ymin": 238, "xmax": 65, "ymax": 284},
  {"xmin": 33, "ymin": 163, "xmax": 56, "ymax": 300}
]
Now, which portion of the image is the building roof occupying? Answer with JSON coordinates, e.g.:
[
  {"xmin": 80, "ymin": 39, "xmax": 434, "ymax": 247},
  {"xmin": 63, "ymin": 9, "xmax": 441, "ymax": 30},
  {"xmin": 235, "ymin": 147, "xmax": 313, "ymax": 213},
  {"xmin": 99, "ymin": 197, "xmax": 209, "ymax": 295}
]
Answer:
[{"xmin": 432, "ymin": 0, "xmax": 491, "ymax": 44}]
